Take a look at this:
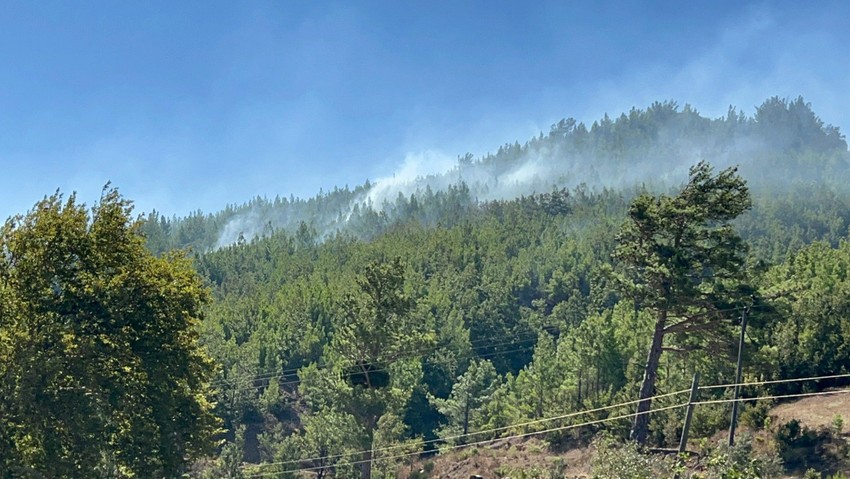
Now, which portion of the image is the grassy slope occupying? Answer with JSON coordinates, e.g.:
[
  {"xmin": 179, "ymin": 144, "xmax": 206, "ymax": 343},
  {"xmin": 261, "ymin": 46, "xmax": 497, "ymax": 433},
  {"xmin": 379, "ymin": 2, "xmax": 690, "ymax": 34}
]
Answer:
[{"xmin": 398, "ymin": 393, "xmax": 850, "ymax": 478}]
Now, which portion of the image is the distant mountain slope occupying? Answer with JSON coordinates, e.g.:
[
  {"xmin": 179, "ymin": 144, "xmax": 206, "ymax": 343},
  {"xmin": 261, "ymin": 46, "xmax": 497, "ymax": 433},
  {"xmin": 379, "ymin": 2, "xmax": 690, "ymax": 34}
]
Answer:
[{"xmin": 140, "ymin": 96, "xmax": 849, "ymax": 254}]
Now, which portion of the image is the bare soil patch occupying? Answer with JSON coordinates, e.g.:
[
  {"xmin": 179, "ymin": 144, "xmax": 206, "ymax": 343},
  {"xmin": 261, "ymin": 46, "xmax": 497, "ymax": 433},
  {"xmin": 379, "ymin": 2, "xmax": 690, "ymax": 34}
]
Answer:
[
  {"xmin": 396, "ymin": 392, "xmax": 850, "ymax": 478},
  {"xmin": 770, "ymin": 391, "xmax": 850, "ymax": 434}
]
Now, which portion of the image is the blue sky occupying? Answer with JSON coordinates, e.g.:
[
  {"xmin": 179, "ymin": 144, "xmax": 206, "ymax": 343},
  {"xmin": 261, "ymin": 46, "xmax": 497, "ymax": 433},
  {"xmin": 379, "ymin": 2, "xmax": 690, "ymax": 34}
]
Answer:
[{"xmin": 1, "ymin": 1, "xmax": 848, "ymax": 220}]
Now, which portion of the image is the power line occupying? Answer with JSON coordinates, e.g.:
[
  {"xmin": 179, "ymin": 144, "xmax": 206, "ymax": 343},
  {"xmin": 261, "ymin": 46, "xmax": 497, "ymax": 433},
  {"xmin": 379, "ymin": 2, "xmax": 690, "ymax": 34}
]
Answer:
[
  {"xmin": 240, "ymin": 372, "xmax": 850, "ymax": 476},
  {"xmin": 218, "ymin": 341, "xmax": 541, "ymax": 395},
  {"xmin": 216, "ymin": 305, "xmax": 771, "ymax": 395},
  {"xmin": 215, "ymin": 303, "xmax": 768, "ymax": 391},
  {"xmin": 242, "ymin": 387, "xmax": 691, "ymax": 471},
  {"xmin": 693, "ymin": 387, "xmax": 850, "ymax": 406},
  {"xmin": 210, "ymin": 332, "xmax": 543, "ymax": 389},
  {"xmin": 212, "ymin": 285, "xmax": 774, "ymax": 390},
  {"xmin": 698, "ymin": 372, "xmax": 850, "ymax": 391},
  {"xmin": 242, "ymin": 402, "xmax": 690, "ymax": 478}
]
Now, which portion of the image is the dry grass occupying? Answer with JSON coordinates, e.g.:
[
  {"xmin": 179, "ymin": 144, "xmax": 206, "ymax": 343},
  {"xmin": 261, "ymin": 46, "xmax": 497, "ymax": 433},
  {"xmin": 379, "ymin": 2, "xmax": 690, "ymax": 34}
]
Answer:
[
  {"xmin": 395, "ymin": 393, "xmax": 850, "ymax": 478},
  {"xmin": 399, "ymin": 437, "xmax": 594, "ymax": 479},
  {"xmin": 770, "ymin": 391, "xmax": 850, "ymax": 434}
]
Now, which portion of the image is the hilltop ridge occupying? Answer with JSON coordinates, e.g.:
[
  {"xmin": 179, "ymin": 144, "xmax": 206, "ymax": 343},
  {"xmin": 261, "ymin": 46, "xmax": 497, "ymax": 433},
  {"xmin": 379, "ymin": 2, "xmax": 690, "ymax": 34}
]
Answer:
[{"xmin": 140, "ymin": 96, "xmax": 849, "ymax": 253}]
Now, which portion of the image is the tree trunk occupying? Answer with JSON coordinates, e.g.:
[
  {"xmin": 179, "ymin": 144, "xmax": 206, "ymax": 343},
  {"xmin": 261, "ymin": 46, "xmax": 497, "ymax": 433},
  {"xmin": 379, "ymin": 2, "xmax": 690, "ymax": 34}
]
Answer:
[
  {"xmin": 462, "ymin": 391, "xmax": 470, "ymax": 444},
  {"xmin": 360, "ymin": 362, "xmax": 373, "ymax": 389},
  {"xmin": 630, "ymin": 311, "xmax": 666, "ymax": 444},
  {"xmin": 577, "ymin": 369, "xmax": 582, "ymax": 405},
  {"xmin": 360, "ymin": 417, "xmax": 377, "ymax": 479},
  {"xmin": 595, "ymin": 367, "xmax": 600, "ymax": 398},
  {"xmin": 536, "ymin": 378, "xmax": 544, "ymax": 418},
  {"xmin": 360, "ymin": 449, "xmax": 372, "ymax": 479}
]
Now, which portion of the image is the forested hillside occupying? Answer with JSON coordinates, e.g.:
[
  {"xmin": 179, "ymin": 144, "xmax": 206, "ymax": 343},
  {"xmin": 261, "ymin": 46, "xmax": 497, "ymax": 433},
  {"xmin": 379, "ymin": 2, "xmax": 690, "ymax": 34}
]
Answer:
[
  {"xmin": 181, "ymin": 98, "xmax": 850, "ymax": 477},
  {"xmin": 5, "ymin": 97, "xmax": 850, "ymax": 478},
  {"xmin": 140, "ymin": 96, "xmax": 849, "ymax": 259}
]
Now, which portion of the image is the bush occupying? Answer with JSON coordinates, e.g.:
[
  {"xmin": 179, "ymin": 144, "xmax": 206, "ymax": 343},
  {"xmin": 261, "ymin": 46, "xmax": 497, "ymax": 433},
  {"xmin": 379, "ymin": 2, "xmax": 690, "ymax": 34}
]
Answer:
[
  {"xmin": 774, "ymin": 419, "xmax": 849, "ymax": 471},
  {"xmin": 495, "ymin": 464, "xmax": 546, "ymax": 479},
  {"xmin": 690, "ymin": 402, "xmax": 731, "ymax": 439},
  {"xmin": 589, "ymin": 435, "xmax": 677, "ymax": 479},
  {"xmin": 700, "ymin": 434, "xmax": 783, "ymax": 479},
  {"xmin": 547, "ymin": 457, "xmax": 568, "ymax": 479},
  {"xmin": 831, "ymin": 414, "xmax": 844, "ymax": 435},
  {"xmin": 407, "ymin": 461, "xmax": 434, "ymax": 479},
  {"xmin": 740, "ymin": 400, "xmax": 774, "ymax": 429}
]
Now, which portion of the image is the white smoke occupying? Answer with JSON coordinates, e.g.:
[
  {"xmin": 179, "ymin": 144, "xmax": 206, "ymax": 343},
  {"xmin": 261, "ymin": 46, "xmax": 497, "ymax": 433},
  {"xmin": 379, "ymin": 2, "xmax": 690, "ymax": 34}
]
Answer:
[
  {"xmin": 364, "ymin": 150, "xmax": 457, "ymax": 208},
  {"xmin": 216, "ymin": 209, "xmax": 267, "ymax": 249},
  {"xmin": 212, "ymin": 94, "xmax": 848, "ymax": 249}
]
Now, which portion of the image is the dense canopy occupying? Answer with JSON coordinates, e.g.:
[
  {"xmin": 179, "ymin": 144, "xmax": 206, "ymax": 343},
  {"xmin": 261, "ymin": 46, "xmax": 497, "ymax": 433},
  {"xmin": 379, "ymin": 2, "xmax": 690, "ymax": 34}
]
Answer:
[
  {"xmin": 0, "ymin": 189, "xmax": 219, "ymax": 478},
  {"xmin": 5, "ymin": 98, "xmax": 850, "ymax": 477}
]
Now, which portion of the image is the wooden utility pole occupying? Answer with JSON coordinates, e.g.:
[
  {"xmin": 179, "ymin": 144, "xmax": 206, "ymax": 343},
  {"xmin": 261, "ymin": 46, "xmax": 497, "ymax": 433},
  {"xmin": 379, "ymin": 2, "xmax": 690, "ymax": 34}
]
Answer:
[
  {"xmin": 678, "ymin": 373, "xmax": 700, "ymax": 453},
  {"xmin": 728, "ymin": 307, "xmax": 748, "ymax": 446},
  {"xmin": 673, "ymin": 373, "xmax": 701, "ymax": 479}
]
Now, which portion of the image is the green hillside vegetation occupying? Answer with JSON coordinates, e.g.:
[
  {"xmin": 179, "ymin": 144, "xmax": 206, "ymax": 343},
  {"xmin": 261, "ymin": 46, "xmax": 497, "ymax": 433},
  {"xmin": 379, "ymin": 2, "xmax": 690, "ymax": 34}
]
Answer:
[
  {"xmin": 139, "ymin": 97, "xmax": 849, "ymax": 259},
  {"xmin": 4, "ymin": 97, "xmax": 850, "ymax": 478},
  {"xmin": 187, "ymin": 98, "xmax": 850, "ymax": 478}
]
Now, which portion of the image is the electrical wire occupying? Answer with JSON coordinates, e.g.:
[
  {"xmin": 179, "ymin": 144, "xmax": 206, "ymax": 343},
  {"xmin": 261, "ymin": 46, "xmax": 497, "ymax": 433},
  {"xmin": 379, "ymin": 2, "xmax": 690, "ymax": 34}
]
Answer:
[
  {"xmin": 214, "ymin": 302, "xmax": 767, "ymax": 390},
  {"xmin": 698, "ymin": 372, "xmax": 850, "ymax": 391},
  {"xmin": 239, "ymin": 372, "xmax": 850, "ymax": 476},
  {"xmin": 242, "ymin": 387, "xmax": 691, "ymax": 471},
  {"xmin": 216, "ymin": 302, "xmax": 756, "ymax": 391},
  {"xmin": 219, "ymin": 341, "xmax": 541, "ymax": 395},
  {"xmin": 693, "ymin": 387, "xmax": 850, "ymax": 406},
  {"xmin": 242, "ymin": 402, "xmax": 689, "ymax": 478},
  {"xmin": 210, "ymin": 332, "xmax": 543, "ymax": 389},
  {"xmin": 216, "ymin": 303, "xmax": 759, "ymax": 393}
]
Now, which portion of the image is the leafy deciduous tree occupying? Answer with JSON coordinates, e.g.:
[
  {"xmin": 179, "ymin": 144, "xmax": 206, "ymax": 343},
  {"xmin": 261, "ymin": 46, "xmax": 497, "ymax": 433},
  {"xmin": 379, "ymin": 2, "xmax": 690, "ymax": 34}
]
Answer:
[{"xmin": 0, "ymin": 189, "xmax": 219, "ymax": 477}]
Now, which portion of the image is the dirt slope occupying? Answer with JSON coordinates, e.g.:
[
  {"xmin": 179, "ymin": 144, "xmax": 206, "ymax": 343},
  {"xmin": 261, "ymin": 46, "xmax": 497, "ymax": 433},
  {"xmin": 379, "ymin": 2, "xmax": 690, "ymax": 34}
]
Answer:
[
  {"xmin": 770, "ymin": 392, "xmax": 850, "ymax": 433},
  {"xmin": 397, "ymin": 392, "xmax": 850, "ymax": 479}
]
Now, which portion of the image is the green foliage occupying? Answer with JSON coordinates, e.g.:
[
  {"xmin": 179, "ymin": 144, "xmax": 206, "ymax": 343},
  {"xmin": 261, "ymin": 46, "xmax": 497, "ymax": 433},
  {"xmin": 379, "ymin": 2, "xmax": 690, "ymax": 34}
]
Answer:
[
  {"xmin": 832, "ymin": 414, "xmax": 844, "ymax": 435},
  {"xmin": 773, "ymin": 419, "xmax": 850, "ymax": 472},
  {"xmin": 739, "ymin": 400, "xmax": 774, "ymax": 430},
  {"xmin": 613, "ymin": 161, "xmax": 753, "ymax": 318},
  {"xmin": 122, "ymin": 97, "xmax": 850, "ymax": 474},
  {"xmin": 698, "ymin": 435, "xmax": 782, "ymax": 479},
  {"xmin": 371, "ymin": 413, "xmax": 422, "ymax": 479},
  {"xmin": 758, "ymin": 240, "xmax": 850, "ymax": 385},
  {"xmin": 513, "ymin": 332, "xmax": 563, "ymax": 420},
  {"xmin": 803, "ymin": 469, "xmax": 820, "ymax": 479},
  {"xmin": 495, "ymin": 463, "xmax": 549, "ymax": 479},
  {"xmin": 590, "ymin": 436, "xmax": 677, "ymax": 479},
  {"xmin": 613, "ymin": 161, "xmax": 754, "ymax": 443},
  {"xmin": 430, "ymin": 358, "xmax": 500, "ymax": 444},
  {"xmin": 331, "ymin": 257, "xmax": 433, "ymax": 379},
  {"xmin": 273, "ymin": 408, "xmax": 364, "ymax": 479},
  {"xmin": 0, "ymin": 189, "xmax": 219, "ymax": 478},
  {"xmin": 591, "ymin": 435, "xmax": 782, "ymax": 479},
  {"xmin": 206, "ymin": 425, "xmax": 246, "ymax": 479}
]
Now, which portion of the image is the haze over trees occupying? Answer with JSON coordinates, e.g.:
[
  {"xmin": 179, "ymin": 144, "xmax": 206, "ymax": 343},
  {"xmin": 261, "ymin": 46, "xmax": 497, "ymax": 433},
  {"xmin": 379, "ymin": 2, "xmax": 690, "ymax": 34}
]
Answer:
[
  {"xmin": 4, "ymin": 96, "xmax": 850, "ymax": 477},
  {"xmin": 140, "ymin": 96, "xmax": 849, "ymax": 255}
]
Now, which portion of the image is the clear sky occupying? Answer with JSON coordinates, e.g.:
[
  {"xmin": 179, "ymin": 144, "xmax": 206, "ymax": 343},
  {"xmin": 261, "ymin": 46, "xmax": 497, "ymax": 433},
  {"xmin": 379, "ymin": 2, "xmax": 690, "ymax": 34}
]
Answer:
[{"xmin": 1, "ymin": 1, "xmax": 848, "ymax": 220}]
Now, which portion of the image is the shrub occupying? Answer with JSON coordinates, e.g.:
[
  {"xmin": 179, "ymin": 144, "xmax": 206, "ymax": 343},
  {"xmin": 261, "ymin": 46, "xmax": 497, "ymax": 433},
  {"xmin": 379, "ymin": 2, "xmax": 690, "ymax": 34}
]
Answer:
[
  {"xmin": 774, "ymin": 419, "xmax": 849, "ymax": 471},
  {"xmin": 831, "ymin": 414, "xmax": 844, "ymax": 435},
  {"xmin": 740, "ymin": 400, "xmax": 774, "ymax": 429},
  {"xmin": 589, "ymin": 435, "xmax": 677, "ymax": 479},
  {"xmin": 700, "ymin": 434, "xmax": 782, "ymax": 479}
]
